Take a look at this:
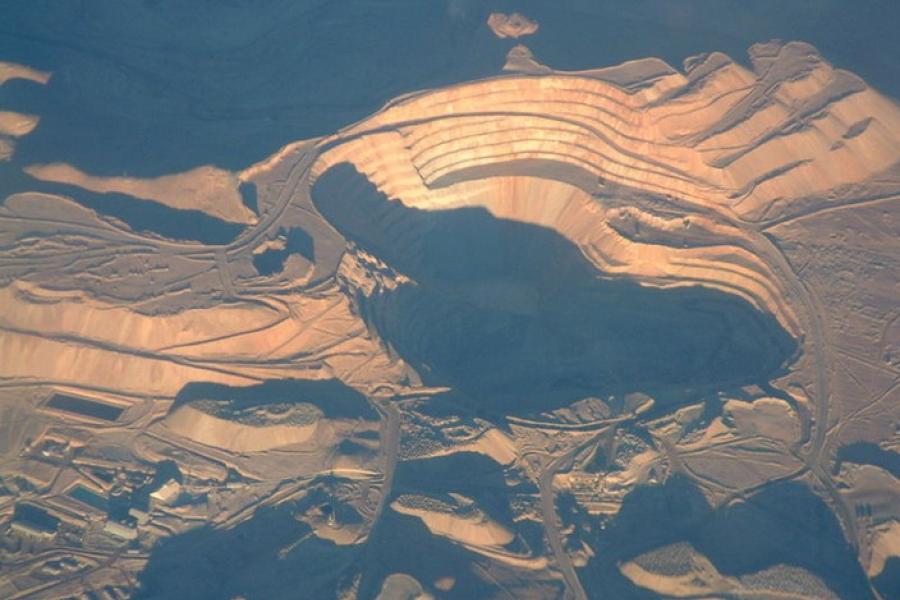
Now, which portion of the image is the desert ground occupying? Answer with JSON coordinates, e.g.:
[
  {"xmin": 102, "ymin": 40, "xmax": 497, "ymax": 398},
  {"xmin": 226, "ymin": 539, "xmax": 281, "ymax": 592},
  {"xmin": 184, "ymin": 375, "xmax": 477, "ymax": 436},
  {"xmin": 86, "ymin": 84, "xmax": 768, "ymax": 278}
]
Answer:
[{"xmin": 1, "ymin": 4, "xmax": 899, "ymax": 600}]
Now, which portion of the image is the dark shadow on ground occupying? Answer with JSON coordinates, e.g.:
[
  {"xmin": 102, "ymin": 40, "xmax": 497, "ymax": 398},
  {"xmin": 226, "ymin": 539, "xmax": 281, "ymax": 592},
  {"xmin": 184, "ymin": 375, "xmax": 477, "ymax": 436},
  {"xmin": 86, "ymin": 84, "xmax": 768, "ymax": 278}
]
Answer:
[
  {"xmin": 395, "ymin": 451, "xmax": 534, "ymax": 495},
  {"xmin": 239, "ymin": 182, "xmax": 258, "ymax": 215},
  {"xmin": 5, "ymin": 173, "xmax": 244, "ymax": 244},
  {"xmin": 0, "ymin": 2, "xmax": 508, "ymax": 178},
  {"xmin": 874, "ymin": 557, "xmax": 900, "ymax": 600},
  {"xmin": 134, "ymin": 495, "xmax": 358, "ymax": 600},
  {"xmin": 312, "ymin": 163, "xmax": 797, "ymax": 414},
  {"xmin": 568, "ymin": 477, "xmax": 874, "ymax": 599},
  {"xmin": 393, "ymin": 451, "xmax": 532, "ymax": 542},
  {"xmin": 170, "ymin": 378, "xmax": 378, "ymax": 421},
  {"xmin": 2, "ymin": 1, "xmax": 898, "ymax": 183},
  {"xmin": 252, "ymin": 228, "xmax": 315, "ymax": 275},
  {"xmin": 361, "ymin": 508, "xmax": 564, "ymax": 600},
  {"xmin": 836, "ymin": 441, "xmax": 900, "ymax": 478}
]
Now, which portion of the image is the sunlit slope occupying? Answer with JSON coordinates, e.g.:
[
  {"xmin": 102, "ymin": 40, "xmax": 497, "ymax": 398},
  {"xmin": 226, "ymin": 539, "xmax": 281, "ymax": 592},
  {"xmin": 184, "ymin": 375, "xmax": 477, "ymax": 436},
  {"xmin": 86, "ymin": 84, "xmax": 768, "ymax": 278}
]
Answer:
[{"xmin": 318, "ymin": 40, "xmax": 900, "ymax": 223}]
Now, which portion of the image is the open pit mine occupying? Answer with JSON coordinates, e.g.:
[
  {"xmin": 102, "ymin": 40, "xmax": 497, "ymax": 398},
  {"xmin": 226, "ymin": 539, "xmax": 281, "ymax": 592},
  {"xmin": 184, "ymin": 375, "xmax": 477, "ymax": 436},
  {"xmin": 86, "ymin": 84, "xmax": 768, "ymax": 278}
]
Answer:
[{"xmin": 1, "ymin": 32, "xmax": 899, "ymax": 600}]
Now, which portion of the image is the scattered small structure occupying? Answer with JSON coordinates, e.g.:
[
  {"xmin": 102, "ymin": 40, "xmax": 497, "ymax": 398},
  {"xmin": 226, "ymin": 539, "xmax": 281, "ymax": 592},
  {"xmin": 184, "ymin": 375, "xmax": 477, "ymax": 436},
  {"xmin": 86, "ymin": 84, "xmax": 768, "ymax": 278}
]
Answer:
[
  {"xmin": 103, "ymin": 520, "xmax": 137, "ymax": 541},
  {"xmin": 149, "ymin": 478, "xmax": 182, "ymax": 506}
]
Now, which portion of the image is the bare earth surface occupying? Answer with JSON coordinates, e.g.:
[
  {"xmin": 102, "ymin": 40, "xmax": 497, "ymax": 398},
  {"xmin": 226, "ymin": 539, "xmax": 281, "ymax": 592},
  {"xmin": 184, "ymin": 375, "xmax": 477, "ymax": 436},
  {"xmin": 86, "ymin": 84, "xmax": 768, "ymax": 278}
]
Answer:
[{"xmin": 0, "ymin": 6, "xmax": 899, "ymax": 600}]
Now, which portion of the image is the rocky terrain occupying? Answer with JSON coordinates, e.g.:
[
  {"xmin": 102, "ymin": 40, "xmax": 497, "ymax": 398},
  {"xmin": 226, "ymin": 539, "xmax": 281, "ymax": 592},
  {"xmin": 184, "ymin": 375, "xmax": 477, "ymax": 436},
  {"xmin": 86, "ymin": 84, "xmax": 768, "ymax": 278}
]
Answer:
[{"xmin": 0, "ymin": 10, "xmax": 899, "ymax": 600}]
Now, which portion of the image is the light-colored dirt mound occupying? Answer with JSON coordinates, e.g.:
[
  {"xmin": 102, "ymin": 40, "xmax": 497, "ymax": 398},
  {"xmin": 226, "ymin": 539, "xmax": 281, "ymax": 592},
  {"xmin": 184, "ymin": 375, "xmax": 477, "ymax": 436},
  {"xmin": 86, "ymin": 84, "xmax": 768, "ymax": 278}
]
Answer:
[
  {"xmin": 391, "ymin": 493, "xmax": 514, "ymax": 547},
  {"xmin": 621, "ymin": 542, "xmax": 839, "ymax": 599},
  {"xmin": 0, "ymin": 61, "xmax": 50, "ymax": 86},
  {"xmin": 25, "ymin": 163, "xmax": 257, "ymax": 224},
  {"xmin": 503, "ymin": 45, "xmax": 551, "ymax": 75},
  {"xmin": 0, "ymin": 112, "xmax": 40, "ymax": 138},
  {"xmin": 0, "ymin": 270, "xmax": 404, "ymax": 396},
  {"xmin": 837, "ymin": 464, "xmax": 900, "ymax": 538},
  {"xmin": 454, "ymin": 429, "xmax": 518, "ymax": 465},
  {"xmin": 487, "ymin": 13, "xmax": 538, "ymax": 39},
  {"xmin": 376, "ymin": 574, "xmax": 433, "ymax": 600},
  {"xmin": 621, "ymin": 543, "xmax": 735, "ymax": 597},
  {"xmin": 433, "ymin": 576, "xmax": 454, "ymax": 592},
  {"xmin": 868, "ymin": 520, "xmax": 900, "ymax": 577},
  {"xmin": 164, "ymin": 404, "xmax": 319, "ymax": 452},
  {"xmin": 722, "ymin": 397, "xmax": 801, "ymax": 444}
]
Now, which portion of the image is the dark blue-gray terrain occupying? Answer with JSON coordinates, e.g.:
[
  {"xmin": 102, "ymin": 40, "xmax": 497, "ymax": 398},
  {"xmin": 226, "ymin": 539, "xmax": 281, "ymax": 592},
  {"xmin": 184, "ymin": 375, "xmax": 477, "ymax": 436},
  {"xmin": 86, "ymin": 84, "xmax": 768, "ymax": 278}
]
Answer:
[{"xmin": 1, "ymin": 2, "xmax": 899, "ymax": 600}]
